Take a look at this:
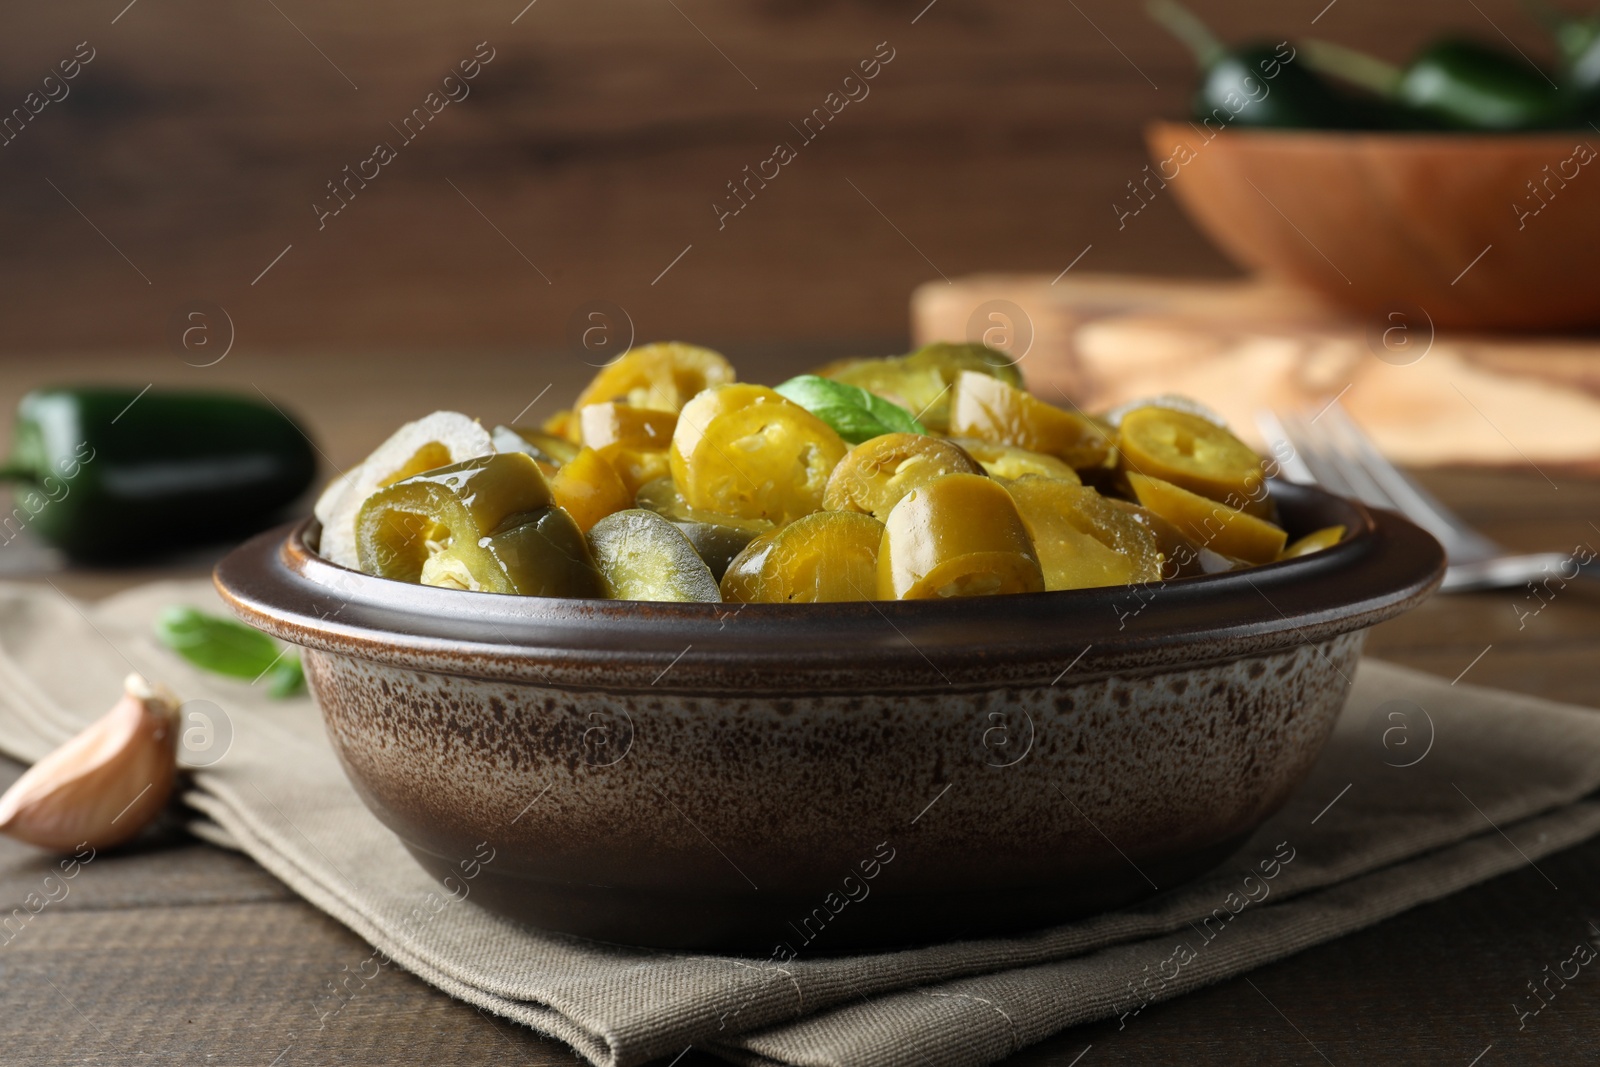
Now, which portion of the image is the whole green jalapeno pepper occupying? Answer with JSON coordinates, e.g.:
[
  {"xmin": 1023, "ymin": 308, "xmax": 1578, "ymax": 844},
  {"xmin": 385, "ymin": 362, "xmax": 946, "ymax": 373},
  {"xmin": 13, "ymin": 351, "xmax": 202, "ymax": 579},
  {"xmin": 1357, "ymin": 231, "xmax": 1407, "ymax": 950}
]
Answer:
[
  {"xmin": 1148, "ymin": 0, "xmax": 1369, "ymax": 129},
  {"xmin": 0, "ymin": 387, "xmax": 317, "ymax": 561},
  {"xmin": 1302, "ymin": 36, "xmax": 1572, "ymax": 130},
  {"xmin": 1535, "ymin": 6, "xmax": 1600, "ymax": 115}
]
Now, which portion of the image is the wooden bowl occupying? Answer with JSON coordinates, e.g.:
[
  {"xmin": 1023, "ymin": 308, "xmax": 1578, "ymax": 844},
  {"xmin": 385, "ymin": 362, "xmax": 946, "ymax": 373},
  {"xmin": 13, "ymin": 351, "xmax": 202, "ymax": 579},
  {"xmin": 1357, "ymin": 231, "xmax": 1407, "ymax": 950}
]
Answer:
[
  {"xmin": 214, "ymin": 484, "xmax": 1442, "ymax": 952},
  {"xmin": 1146, "ymin": 121, "xmax": 1600, "ymax": 331}
]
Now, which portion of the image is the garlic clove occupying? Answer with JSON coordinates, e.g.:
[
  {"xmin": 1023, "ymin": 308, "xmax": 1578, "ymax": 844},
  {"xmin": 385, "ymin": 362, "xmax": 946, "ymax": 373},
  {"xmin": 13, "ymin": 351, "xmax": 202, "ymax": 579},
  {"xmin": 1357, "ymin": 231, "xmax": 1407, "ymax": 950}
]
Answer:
[{"xmin": 0, "ymin": 673, "xmax": 181, "ymax": 851}]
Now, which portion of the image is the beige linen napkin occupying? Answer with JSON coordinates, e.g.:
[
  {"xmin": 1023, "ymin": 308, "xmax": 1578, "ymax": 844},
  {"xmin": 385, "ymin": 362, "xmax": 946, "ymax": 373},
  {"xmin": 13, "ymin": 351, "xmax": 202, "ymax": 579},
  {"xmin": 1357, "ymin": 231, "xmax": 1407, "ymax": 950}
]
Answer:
[{"xmin": 1, "ymin": 578, "xmax": 1598, "ymax": 1067}]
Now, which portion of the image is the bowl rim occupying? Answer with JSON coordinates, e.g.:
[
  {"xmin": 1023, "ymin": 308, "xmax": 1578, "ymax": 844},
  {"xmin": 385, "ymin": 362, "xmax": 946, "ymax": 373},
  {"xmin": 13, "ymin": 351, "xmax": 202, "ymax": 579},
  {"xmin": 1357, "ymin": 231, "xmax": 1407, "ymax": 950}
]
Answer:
[
  {"xmin": 213, "ymin": 481, "xmax": 1444, "ymax": 693},
  {"xmin": 1145, "ymin": 118, "xmax": 1595, "ymax": 148}
]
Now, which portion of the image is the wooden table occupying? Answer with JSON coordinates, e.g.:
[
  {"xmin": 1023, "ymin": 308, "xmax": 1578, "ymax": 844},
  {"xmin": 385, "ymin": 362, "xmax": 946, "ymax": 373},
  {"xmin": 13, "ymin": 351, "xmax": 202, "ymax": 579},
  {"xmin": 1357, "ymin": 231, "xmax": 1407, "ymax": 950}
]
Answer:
[{"xmin": 1, "ymin": 347, "xmax": 1597, "ymax": 1066}]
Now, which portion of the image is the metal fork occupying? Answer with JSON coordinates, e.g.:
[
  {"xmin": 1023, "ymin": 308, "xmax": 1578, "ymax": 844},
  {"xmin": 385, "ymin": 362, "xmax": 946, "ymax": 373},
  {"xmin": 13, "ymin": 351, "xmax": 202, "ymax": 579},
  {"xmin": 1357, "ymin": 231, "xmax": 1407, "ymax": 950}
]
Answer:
[{"xmin": 1256, "ymin": 402, "xmax": 1595, "ymax": 593}]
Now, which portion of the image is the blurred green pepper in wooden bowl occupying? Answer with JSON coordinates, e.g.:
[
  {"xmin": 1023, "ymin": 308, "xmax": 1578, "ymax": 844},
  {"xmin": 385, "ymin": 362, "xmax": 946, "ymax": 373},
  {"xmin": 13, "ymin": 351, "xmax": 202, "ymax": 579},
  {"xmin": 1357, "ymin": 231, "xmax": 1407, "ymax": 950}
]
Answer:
[
  {"xmin": 1301, "ymin": 36, "xmax": 1571, "ymax": 130},
  {"xmin": 1154, "ymin": 0, "xmax": 1588, "ymax": 132},
  {"xmin": 1147, "ymin": 0, "xmax": 1368, "ymax": 128}
]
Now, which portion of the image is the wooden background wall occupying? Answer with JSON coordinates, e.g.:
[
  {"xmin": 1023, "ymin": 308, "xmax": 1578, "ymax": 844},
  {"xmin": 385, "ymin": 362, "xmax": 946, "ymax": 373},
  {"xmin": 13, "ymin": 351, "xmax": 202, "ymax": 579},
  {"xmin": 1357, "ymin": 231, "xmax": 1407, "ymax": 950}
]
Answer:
[{"xmin": 0, "ymin": 0, "xmax": 1565, "ymax": 355}]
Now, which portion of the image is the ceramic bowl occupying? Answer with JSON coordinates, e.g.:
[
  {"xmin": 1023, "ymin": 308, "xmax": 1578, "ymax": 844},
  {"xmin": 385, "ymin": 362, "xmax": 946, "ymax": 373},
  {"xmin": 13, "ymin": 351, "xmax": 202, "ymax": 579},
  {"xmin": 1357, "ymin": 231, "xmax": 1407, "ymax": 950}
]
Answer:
[
  {"xmin": 1146, "ymin": 122, "xmax": 1600, "ymax": 331},
  {"xmin": 214, "ymin": 483, "xmax": 1443, "ymax": 952}
]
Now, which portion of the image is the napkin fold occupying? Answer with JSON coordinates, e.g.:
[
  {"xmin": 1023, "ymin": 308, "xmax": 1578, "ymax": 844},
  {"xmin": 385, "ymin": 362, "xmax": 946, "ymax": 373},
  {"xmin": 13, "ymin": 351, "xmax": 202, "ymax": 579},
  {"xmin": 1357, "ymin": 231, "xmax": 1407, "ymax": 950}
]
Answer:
[{"xmin": 1, "ymin": 578, "xmax": 1597, "ymax": 1067}]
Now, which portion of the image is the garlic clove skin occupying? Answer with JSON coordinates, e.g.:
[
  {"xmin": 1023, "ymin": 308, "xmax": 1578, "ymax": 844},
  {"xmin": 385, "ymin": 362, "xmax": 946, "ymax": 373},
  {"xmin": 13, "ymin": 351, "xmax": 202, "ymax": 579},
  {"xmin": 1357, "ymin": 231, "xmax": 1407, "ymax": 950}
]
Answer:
[{"xmin": 0, "ymin": 673, "xmax": 181, "ymax": 851}]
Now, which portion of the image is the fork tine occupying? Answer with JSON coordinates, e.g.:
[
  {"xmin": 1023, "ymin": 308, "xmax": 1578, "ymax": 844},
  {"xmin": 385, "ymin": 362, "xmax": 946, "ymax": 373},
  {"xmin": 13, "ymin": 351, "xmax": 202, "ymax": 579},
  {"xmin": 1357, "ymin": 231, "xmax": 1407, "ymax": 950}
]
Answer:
[
  {"xmin": 1276, "ymin": 412, "xmax": 1357, "ymax": 499},
  {"xmin": 1253, "ymin": 410, "xmax": 1316, "ymax": 485},
  {"xmin": 1315, "ymin": 408, "xmax": 1400, "ymax": 511},
  {"xmin": 1318, "ymin": 402, "xmax": 1500, "ymax": 561}
]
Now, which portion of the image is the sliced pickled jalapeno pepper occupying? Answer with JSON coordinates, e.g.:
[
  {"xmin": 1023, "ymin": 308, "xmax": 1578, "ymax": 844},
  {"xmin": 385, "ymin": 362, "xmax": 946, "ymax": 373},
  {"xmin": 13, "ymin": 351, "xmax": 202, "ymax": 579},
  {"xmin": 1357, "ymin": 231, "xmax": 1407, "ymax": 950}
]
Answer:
[
  {"xmin": 578, "ymin": 403, "xmax": 678, "ymax": 452},
  {"xmin": 1126, "ymin": 472, "xmax": 1286, "ymax": 565},
  {"xmin": 902, "ymin": 341, "xmax": 1024, "ymax": 388},
  {"xmin": 1117, "ymin": 406, "xmax": 1270, "ymax": 518},
  {"xmin": 586, "ymin": 509, "xmax": 721, "ymax": 602},
  {"xmin": 361, "ymin": 450, "xmax": 553, "ymax": 576},
  {"xmin": 431, "ymin": 508, "xmax": 604, "ymax": 596},
  {"xmin": 949, "ymin": 372, "xmax": 1112, "ymax": 469},
  {"xmin": 1279, "ymin": 525, "xmax": 1346, "ymax": 560},
  {"xmin": 1102, "ymin": 497, "xmax": 1237, "ymax": 578},
  {"xmin": 670, "ymin": 384, "xmax": 847, "ymax": 525},
  {"xmin": 575, "ymin": 342, "xmax": 735, "ymax": 413},
  {"xmin": 898, "ymin": 341, "xmax": 1025, "ymax": 432},
  {"xmin": 570, "ymin": 402, "xmax": 677, "ymax": 497},
  {"xmin": 330, "ymin": 338, "xmax": 1304, "ymax": 603},
  {"xmin": 632, "ymin": 476, "xmax": 682, "ymax": 514},
  {"xmin": 945, "ymin": 437, "xmax": 1081, "ymax": 484},
  {"xmin": 878, "ymin": 473, "xmax": 1045, "ymax": 600},
  {"xmin": 1005, "ymin": 476, "xmax": 1162, "ymax": 591},
  {"xmin": 668, "ymin": 384, "xmax": 787, "ymax": 464},
  {"xmin": 634, "ymin": 477, "xmax": 772, "ymax": 580},
  {"xmin": 823, "ymin": 433, "xmax": 984, "ymax": 520},
  {"xmin": 549, "ymin": 447, "xmax": 633, "ymax": 532},
  {"xmin": 818, "ymin": 359, "xmax": 946, "ymax": 430},
  {"xmin": 721, "ymin": 511, "xmax": 884, "ymax": 603},
  {"xmin": 493, "ymin": 424, "xmax": 580, "ymax": 469},
  {"xmin": 818, "ymin": 342, "xmax": 1021, "ymax": 433},
  {"xmin": 375, "ymin": 441, "xmax": 454, "ymax": 488},
  {"xmin": 356, "ymin": 451, "xmax": 604, "ymax": 597},
  {"xmin": 541, "ymin": 408, "xmax": 582, "ymax": 445},
  {"xmin": 595, "ymin": 443, "xmax": 672, "ymax": 496},
  {"xmin": 315, "ymin": 410, "xmax": 494, "ymax": 570}
]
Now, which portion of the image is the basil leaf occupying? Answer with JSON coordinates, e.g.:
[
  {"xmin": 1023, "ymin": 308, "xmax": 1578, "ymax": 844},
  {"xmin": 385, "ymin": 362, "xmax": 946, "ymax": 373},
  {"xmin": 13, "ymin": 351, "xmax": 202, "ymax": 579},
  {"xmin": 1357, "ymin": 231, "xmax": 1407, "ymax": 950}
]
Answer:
[
  {"xmin": 266, "ymin": 655, "xmax": 307, "ymax": 700},
  {"xmin": 155, "ymin": 606, "xmax": 306, "ymax": 698},
  {"xmin": 773, "ymin": 375, "xmax": 927, "ymax": 444}
]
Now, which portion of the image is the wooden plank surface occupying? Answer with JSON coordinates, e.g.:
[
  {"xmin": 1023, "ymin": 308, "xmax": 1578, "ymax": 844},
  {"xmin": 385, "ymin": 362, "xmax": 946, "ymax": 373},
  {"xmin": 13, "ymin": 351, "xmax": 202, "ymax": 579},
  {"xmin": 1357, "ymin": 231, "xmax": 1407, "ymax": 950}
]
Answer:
[
  {"xmin": 0, "ymin": 0, "xmax": 1570, "ymax": 353},
  {"xmin": 0, "ymin": 346, "xmax": 1597, "ymax": 1065}
]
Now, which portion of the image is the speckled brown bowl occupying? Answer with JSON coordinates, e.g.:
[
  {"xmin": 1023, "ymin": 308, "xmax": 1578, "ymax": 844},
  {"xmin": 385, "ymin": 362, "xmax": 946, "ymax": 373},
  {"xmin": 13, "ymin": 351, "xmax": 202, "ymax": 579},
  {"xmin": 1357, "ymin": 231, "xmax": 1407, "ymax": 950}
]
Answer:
[{"xmin": 215, "ymin": 483, "xmax": 1443, "ymax": 953}]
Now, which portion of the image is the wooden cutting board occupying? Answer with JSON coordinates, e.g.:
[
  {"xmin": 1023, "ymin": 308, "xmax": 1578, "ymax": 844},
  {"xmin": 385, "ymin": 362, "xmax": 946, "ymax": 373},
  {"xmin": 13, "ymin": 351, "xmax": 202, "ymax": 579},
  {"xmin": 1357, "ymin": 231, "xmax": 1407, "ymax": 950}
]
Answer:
[{"xmin": 911, "ymin": 273, "xmax": 1600, "ymax": 471}]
